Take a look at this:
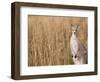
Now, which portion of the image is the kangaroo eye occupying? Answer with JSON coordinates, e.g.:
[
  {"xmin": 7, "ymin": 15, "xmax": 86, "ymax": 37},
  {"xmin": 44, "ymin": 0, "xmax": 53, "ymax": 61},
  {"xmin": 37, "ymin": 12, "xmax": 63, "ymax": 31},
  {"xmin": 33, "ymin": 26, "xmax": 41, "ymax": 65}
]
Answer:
[
  {"xmin": 71, "ymin": 55, "xmax": 73, "ymax": 58},
  {"xmin": 75, "ymin": 55, "xmax": 77, "ymax": 58}
]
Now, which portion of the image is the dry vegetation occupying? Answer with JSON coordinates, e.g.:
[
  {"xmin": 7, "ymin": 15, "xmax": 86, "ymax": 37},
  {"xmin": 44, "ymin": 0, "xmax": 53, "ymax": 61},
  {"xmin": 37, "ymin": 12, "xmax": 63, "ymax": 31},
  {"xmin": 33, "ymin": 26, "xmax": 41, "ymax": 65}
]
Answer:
[{"xmin": 28, "ymin": 15, "xmax": 88, "ymax": 66}]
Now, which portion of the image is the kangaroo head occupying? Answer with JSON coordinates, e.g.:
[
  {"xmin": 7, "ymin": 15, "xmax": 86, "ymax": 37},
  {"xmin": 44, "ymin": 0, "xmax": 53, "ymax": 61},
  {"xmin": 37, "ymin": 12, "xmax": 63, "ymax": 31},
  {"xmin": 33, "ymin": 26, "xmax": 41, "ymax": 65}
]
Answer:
[{"xmin": 71, "ymin": 24, "xmax": 80, "ymax": 36}]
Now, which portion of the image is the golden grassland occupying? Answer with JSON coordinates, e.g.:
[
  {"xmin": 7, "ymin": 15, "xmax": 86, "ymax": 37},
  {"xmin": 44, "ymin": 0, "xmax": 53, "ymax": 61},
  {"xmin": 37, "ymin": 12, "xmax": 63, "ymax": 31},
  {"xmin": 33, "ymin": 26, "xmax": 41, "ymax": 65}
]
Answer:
[{"xmin": 28, "ymin": 15, "xmax": 88, "ymax": 66}]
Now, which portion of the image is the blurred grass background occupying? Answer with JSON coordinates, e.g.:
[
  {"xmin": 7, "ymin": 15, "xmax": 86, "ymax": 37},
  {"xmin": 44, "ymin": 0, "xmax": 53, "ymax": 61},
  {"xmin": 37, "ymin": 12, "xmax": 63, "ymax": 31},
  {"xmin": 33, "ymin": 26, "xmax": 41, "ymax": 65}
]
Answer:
[{"xmin": 28, "ymin": 15, "xmax": 88, "ymax": 66}]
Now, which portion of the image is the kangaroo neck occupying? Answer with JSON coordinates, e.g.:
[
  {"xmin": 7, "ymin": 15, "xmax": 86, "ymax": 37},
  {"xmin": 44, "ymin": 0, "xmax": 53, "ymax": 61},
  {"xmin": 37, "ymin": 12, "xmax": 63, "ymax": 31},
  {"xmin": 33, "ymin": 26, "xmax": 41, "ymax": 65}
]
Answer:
[{"xmin": 72, "ymin": 33, "xmax": 78, "ymax": 38}]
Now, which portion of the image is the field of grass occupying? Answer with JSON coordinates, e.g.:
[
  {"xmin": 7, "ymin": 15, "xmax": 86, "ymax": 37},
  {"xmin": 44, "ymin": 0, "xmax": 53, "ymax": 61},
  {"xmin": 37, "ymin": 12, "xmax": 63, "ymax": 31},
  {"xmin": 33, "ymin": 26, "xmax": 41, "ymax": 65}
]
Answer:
[{"xmin": 28, "ymin": 15, "xmax": 88, "ymax": 66}]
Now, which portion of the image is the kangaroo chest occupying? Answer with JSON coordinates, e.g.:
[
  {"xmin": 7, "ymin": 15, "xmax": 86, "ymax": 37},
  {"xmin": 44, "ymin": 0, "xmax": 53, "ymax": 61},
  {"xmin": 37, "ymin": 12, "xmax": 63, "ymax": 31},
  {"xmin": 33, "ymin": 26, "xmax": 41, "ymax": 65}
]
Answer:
[{"xmin": 70, "ymin": 35, "xmax": 79, "ymax": 54}]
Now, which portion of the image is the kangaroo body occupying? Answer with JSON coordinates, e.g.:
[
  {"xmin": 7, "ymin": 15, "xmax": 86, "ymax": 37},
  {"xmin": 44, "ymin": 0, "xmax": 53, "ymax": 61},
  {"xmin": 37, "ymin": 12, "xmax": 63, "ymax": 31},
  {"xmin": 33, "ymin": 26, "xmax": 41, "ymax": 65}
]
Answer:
[{"xmin": 70, "ymin": 25, "xmax": 87, "ymax": 64}]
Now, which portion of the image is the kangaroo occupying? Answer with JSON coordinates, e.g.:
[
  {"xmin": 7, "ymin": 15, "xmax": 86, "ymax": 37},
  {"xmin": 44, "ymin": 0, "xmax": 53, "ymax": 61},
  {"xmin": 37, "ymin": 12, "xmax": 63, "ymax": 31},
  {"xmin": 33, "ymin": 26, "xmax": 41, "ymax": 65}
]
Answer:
[{"xmin": 70, "ymin": 25, "xmax": 87, "ymax": 64}]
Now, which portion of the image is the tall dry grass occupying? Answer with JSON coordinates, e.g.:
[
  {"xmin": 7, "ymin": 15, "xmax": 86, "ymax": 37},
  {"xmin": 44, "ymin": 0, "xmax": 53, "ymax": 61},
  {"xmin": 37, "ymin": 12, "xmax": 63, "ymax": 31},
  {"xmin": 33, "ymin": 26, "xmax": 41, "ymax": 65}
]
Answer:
[{"xmin": 28, "ymin": 15, "xmax": 88, "ymax": 66}]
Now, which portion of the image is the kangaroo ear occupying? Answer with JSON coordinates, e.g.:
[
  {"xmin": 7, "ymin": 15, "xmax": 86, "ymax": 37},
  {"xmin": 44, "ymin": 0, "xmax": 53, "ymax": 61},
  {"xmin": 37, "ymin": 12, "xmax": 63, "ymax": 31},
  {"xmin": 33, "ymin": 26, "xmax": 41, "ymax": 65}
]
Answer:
[
  {"xmin": 70, "ymin": 24, "xmax": 73, "ymax": 30},
  {"xmin": 71, "ymin": 24, "xmax": 73, "ymax": 27}
]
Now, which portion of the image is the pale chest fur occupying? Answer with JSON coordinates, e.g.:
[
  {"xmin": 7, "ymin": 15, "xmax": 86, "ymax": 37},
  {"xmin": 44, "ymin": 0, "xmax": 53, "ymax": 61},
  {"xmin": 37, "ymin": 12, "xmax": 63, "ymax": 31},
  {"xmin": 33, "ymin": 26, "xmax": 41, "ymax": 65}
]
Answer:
[{"xmin": 70, "ymin": 34, "xmax": 79, "ymax": 55}]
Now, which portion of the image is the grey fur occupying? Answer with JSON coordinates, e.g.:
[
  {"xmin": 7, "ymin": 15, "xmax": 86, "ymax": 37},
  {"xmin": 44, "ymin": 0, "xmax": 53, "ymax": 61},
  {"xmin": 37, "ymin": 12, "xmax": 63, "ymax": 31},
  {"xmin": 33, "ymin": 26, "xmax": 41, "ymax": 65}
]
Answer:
[{"xmin": 70, "ymin": 25, "xmax": 87, "ymax": 64}]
